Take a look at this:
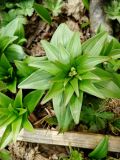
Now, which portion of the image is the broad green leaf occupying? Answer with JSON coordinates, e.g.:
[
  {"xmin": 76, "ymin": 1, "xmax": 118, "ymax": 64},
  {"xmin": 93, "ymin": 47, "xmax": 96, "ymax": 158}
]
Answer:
[
  {"xmin": 0, "ymin": 126, "xmax": 13, "ymax": 149},
  {"xmin": 12, "ymin": 117, "xmax": 22, "ymax": 142},
  {"xmin": 101, "ymin": 39, "xmax": 114, "ymax": 56},
  {"xmin": 96, "ymin": 81, "xmax": 120, "ymax": 99},
  {"xmin": 58, "ymin": 44, "xmax": 70, "ymax": 64},
  {"xmin": 64, "ymin": 83, "xmax": 74, "ymax": 106},
  {"xmin": 0, "ymin": 114, "xmax": 17, "ymax": 128},
  {"xmin": 34, "ymin": 3, "xmax": 51, "ymax": 24},
  {"xmin": 41, "ymin": 40, "xmax": 59, "ymax": 62},
  {"xmin": 42, "ymin": 82, "xmax": 64, "ymax": 104},
  {"xmin": 29, "ymin": 60, "xmax": 61, "ymax": 75},
  {"xmin": 1, "ymin": 17, "xmax": 26, "ymax": 37},
  {"xmin": 109, "ymin": 49, "xmax": 120, "ymax": 59},
  {"xmin": 14, "ymin": 90, "xmax": 23, "ymax": 108},
  {"xmin": 89, "ymin": 136, "xmax": 109, "ymax": 159},
  {"xmin": 0, "ymin": 92, "xmax": 13, "ymax": 107},
  {"xmin": 24, "ymin": 90, "xmax": 44, "ymax": 113},
  {"xmin": 82, "ymin": 32, "xmax": 108, "ymax": 56},
  {"xmin": 0, "ymin": 36, "xmax": 17, "ymax": 53},
  {"xmin": 80, "ymin": 80, "xmax": 105, "ymax": 99},
  {"xmin": 70, "ymin": 78, "xmax": 79, "ymax": 96},
  {"xmin": 15, "ymin": 60, "xmax": 36, "ymax": 79},
  {"xmin": 18, "ymin": 69, "xmax": 52, "ymax": 90},
  {"xmin": 23, "ymin": 114, "xmax": 34, "ymax": 132},
  {"xmin": 51, "ymin": 23, "xmax": 73, "ymax": 48},
  {"xmin": 0, "ymin": 108, "xmax": 10, "ymax": 115},
  {"xmin": 67, "ymin": 32, "xmax": 82, "ymax": 58},
  {"xmin": 4, "ymin": 44, "xmax": 26, "ymax": 62},
  {"xmin": 77, "ymin": 56, "xmax": 109, "ymax": 74},
  {"xmin": 70, "ymin": 92, "xmax": 83, "ymax": 124},
  {"xmin": 53, "ymin": 92, "xmax": 73, "ymax": 132},
  {"xmin": 81, "ymin": 72, "xmax": 101, "ymax": 80},
  {"xmin": 93, "ymin": 67, "xmax": 112, "ymax": 81}
]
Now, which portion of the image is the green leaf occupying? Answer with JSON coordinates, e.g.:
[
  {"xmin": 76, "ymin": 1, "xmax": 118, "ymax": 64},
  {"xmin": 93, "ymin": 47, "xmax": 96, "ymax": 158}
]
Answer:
[
  {"xmin": 98, "ymin": 112, "xmax": 114, "ymax": 120},
  {"xmin": 59, "ymin": 44, "xmax": 70, "ymax": 64},
  {"xmin": 0, "ymin": 149, "xmax": 12, "ymax": 160},
  {"xmin": 24, "ymin": 90, "xmax": 44, "ymax": 113},
  {"xmin": 0, "ymin": 126, "xmax": 13, "ymax": 149},
  {"xmin": 1, "ymin": 17, "xmax": 26, "ymax": 37},
  {"xmin": 0, "ymin": 114, "xmax": 17, "ymax": 128},
  {"xmin": 14, "ymin": 90, "xmax": 23, "ymax": 108},
  {"xmin": 0, "ymin": 108, "xmax": 10, "ymax": 115},
  {"xmin": 0, "ymin": 54, "xmax": 11, "ymax": 69},
  {"xmin": 53, "ymin": 92, "xmax": 74, "ymax": 132},
  {"xmin": 80, "ymin": 80, "xmax": 105, "ymax": 99},
  {"xmin": 23, "ymin": 114, "xmax": 34, "ymax": 132},
  {"xmin": 42, "ymin": 82, "xmax": 63, "ymax": 104},
  {"xmin": 66, "ymin": 32, "xmax": 82, "ymax": 58},
  {"xmin": 0, "ymin": 92, "xmax": 13, "ymax": 107},
  {"xmin": 64, "ymin": 83, "xmax": 74, "ymax": 106},
  {"xmin": 89, "ymin": 136, "xmax": 109, "ymax": 159},
  {"xmin": 34, "ymin": 3, "xmax": 51, "ymax": 24},
  {"xmin": 17, "ymin": 108, "xmax": 27, "ymax": 115},
  {"xmin": 4, "ymin": 44, "xmax": 26, "ymax": 62},
  {"xmin": 82, "ymin": 32, "xmax": 108, "ymax": 56},
  {"xmin": 81, "ymin": 72, "xmax": 101, "ymax": 80},
  {"xmin": 12, "ymin": 117, "xmax": 22, "ymax": 142},
  {"xmin": 77, "ymin": 56, "xmax": 109, "ymax": 74},
  {"xmin": 18, "ymin": 69, "xmax": 52, "ymax": 90},
  {"xmin": 0, "ymin": 36, "xmax": 17, "ymax": 53},
  {"xmin": 96, "ymin": 81, "xmax": 120, "ymax": 99},
  {"xmin": 29, "ymin": 59, "xmax": 61, "ymax": 75},
  {"xmin": 70, "ymin": 78, "xmax": 79, "ymax": 97},
  {"xmin": 82, "ymin": 0, "xmax": 89, "ymax": 10},
  {"xmin": 41, "ymin": 40, "xmax": 59, "ymax": 62},
  {"xmin": 7, "ymin": 78, "xmax": 17, "ymax": 93},
  {"xmin": 70, "ymin": 92, "xmax": 83, "ymax": 124},
  {"xmin": 15, "ymin": 60, "xmax": 36, "ymax": 80},
  {"xmin": 51, "ymin": 23, "xmax": 73, "ymax": 48},
  {"xmin": 109, "ymin": 49, "xmax": 120, "ymax": 59}
]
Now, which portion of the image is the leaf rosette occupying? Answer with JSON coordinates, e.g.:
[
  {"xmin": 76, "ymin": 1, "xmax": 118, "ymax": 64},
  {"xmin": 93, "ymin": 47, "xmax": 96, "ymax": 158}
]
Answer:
[{"xmin": 19, "ymin": 24, "xmax": 120, "ymax": 131}]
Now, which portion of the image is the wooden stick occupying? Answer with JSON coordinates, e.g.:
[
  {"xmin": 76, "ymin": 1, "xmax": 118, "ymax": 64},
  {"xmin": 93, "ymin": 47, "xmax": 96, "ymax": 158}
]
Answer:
[{"xmin": 0, "ymin": 129, "xmax": 120, "ymax": 152}]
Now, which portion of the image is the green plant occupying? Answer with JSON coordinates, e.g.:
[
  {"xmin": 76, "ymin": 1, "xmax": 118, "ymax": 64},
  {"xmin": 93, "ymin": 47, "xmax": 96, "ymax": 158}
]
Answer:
[
  {"xmin": 0, "ymin": 148, "xmax": 12, "ymax": 160},
  {"xmin": 33, "ymin": 3, "xmax": 52, "ymax": 24},
  {"xmin": 60, "ymin": 147, "xmax": 83, "ymax": 160},
  {"xmin": 43, "ymin": 0, "xmax": 63, "ymax": 16},
  {"xmin": 0, "ymin": 53, "xmax": 36, "ymax": 93},
  {"xmin": 19, "ymin": 23, "xmax": 120, "ymax": 131},
  {"xmin": 110, "ymin": 118, "xmax": 120, "ymax": 134},
  {"xmin": 82, "ymin": 0, "xmax": 90, "ymax": 10},
  {"xmin": 89, "ymin": 135, "xmax": 109, "ymax": 159},
  {"xmin": 0, "ymin": 89, "xmax": 44, "ymax": 149},
  {"xmin": 0, "ymin": 16, "xmax": 27, "ymax": 50},
  {"xmin": 0, "ymin": 0, "xmax": 34, "ymax": 26},
  {"xmin": 80, "ymin": 105, "xmax": 114, "ymax": 132},
  {"xmin": 104, "ymin": 0, "xmax": 120, "ymax": 23},
  {"xmin": 0, "ymin": 0, "xmax": 52, "ymax": 26},
  {"xmin": 0, "ymin": 54, "xmax": 17, "ymax": 93}
]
